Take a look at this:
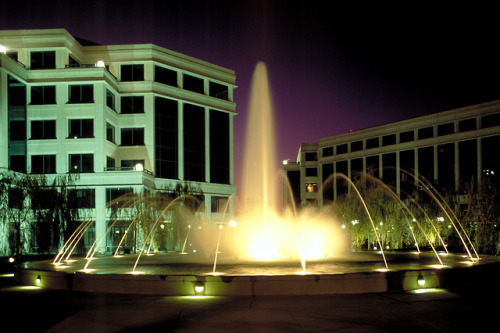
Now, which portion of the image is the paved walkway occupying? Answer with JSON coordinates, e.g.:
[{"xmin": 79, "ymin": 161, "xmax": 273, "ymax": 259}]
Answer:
[{"xmin": 1, "ymin": 264, "xmax": 499, "ymax": 333}]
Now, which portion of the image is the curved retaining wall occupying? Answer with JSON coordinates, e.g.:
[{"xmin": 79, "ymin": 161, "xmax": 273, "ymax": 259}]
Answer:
[{"xmin": 15, "ymin": 265, "xmax": 468, "ymax": 296}]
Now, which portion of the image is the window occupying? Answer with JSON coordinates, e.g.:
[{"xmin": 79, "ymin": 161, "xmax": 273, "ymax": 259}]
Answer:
[
  {"xmin": 183, "ymin": 74, "xmax": 204, "ymax": 94},
  {"xmin": 30, "ymin": 51, "xmax": 56, "ymax": 69},
  {"xmin": 209, "ymin": 82, "xmax": 229, "ymax": 100},
  {"xmin": 459, "ymin": 118, "xmax": 476, "ymax": 132},
  {"xmin": 438, "ymin": 123, "xmax": 454, "ymax": 136},
  {"xmin": 69, "ymin": 154, "xmax": 94, "ymax": 173},
  {"xmin": 106, "ymin": 122, "xmax": 115, "ymax": 143},
  {"xmin": 154, "ymin": 65, "xmax": 177, "ymax": 86},
  {"xmin": 68, "ymin": 119, "xmax": 93, "ymax": 138},
  {"xmin": 31, "ymin": 155, "xmax": 56, "ymax": 174},
  {"xmin": 68, "ymin": 84, "xmax": 93, "ymax": 103},
  {"xmin": 322, "ymin": 146, "xmax": 333, "ymax": 157},
  {"xmin": 155, "ymin": 97, "xmax": 178, "ymax": 179},
  {"xmin": 121, "ymin": 159, "xmax": 145, "ymax": 170},
  {"xmin": 351, "ymin": 141, "xmax": 363, "ymax": 152},
  {"xmin": 184, "ymin": 103, "xmax": 205, "ymax": 181},
  {"xmin": 337, "ymin": 144, "xmax": 348, "ymax": 155},
  {"xmin": 382, "ymin": 134, "xmax": 396, "ymax": 146},
  {"xmin": 106, "ymin": 188, "xmax": 133, "ymax": 204},
  {"xmin": 31, "ymin": 120, "xmax": 56, "ymax": 139},
  {"xmin": 106, "ymin": 156, "xmax": 116, "ymax": 170},
  {"xmin": 106, "ymin": 89, "xmax": 115, "ymax": 111},
  {"xmin": 481, "ymin": 113, "xmax": 500, "ymax": 128},
  {"xmin": 31, "ymin": 86, "xmax": 56, "ymax": 104},
  {"xmin": 305, "ymin": 168, "xmax": 317, "ymax": 177},
  {"xmin": 418, "ymin": 127, "xmax": 434, "ymax": 140},
  {"xmin": 121, "ymin": 64, "xmax": 144, "ymax": 81},
  {"xmin": 10, "ymin": 121, "xmax": 26, "ymax": 140},
  {"xmin": 68, "ymin": 189, "xmax": 95, "ymax": 209},
  {"xmin": 305, "ymin": 152, "xmax": 317, "ymax": 161},
  {"xmin": 121, "ymin": 96, "xmax": 144, "ymax": 113},
  {"xmin": 210, "ymin": 110, "xmax": 230, "ymax": 184},
  {"xmin": 400, "ymin": 130, "xmax": 414, "ymax": 143},
  {"xmin": 366, "ymin": 137, "xmax": 379, "ymax": 149},
  {"xmin": 211, "ymin": 196, "xmax": 228, "ymax": 213},
  {"xmin": 121, "ymin": 128, "xmax": 144, "ymax": 146},
  {"xmin": 305, "ymin": 183, "xmax": 318, "ymax": 193}
]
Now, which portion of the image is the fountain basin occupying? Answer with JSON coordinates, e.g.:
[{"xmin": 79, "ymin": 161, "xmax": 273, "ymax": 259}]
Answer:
[{"xmin": 14, "ymin": 252, "xmax": 500, "ymax": 296}]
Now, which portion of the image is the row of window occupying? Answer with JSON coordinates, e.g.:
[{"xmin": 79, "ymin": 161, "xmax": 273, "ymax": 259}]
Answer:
[
  {"xmin": 13, "ymin": 50, "xmax": 230, "ymax": 101},
  {"xmin": 9, "ymin": 186, "xmax": 229, "ymax": 213},
  {"xmin": 29, "ymin": 154, "xmax": 147, "ymax": 174},
  {"xmin": 322, "ymin": 113, "xmax": 500, "ymax": 157},
  {"xmin": 24, "ymin": 119, "xmax": 144, "ymax": 145}
]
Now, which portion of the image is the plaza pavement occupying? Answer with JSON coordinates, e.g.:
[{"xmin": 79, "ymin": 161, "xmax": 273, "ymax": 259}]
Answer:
[{"xmin": 1, "ymin": 260, "xmax": 499, "ymax": 332}]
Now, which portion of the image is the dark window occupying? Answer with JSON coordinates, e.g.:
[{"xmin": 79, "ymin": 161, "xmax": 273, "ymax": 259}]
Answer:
[
  {"xmin": 366, "ymin": 137, "xmax": 379, "ymax": 149},
  {"xmin": 31, "ymin": 188, "xmax": 58, "ymax": 210},
  {"xmin": 366, "ymin": 155, "xmax": 379, "ymax": 177},
  {"xmin": 460, "ymin": 139, "xmax": 478, "ymax": 189},
  {"xmin": 155, "ymin": 97, "xmax": 178, "ymax": 179},
  {"xmin": 69, "ymin": 154, "xmax": 94, "ymax": 173},
  {"xmin": 481, "ymin": 113, "xmax": 500, "ymax": 128},
  {"xmin": 31, "ymin": 86, "xmax": 56, "ymax": 104},
  {"xmin": 418, "ymin": 146, "xmax": 434, "ymax": 182},
  {"xmin": 305, "ymin": 168, "xmax": 317, "ymax": 177},
  {"xmin": 8, "ymin": 188, "xmax": 24, "ymax": 209},
  {"xmin": 305, "ymin": 152, "xmax": 317, "ymax": 161},
  {"xmin": 31, "ymin": 120, "xmax": 56, "ymax": 139},
  {"xmin": 209, "ymin": 82, "xmax": 229, "ymax": 100},
  {"xmin": 438, "ymin": 123, "xmax": 454, "ymax": 136},
  {"xmin": 106, "ymin": 188, "xmax": 133, "ymax": 204},
  {"xmin": 211, "ymin": 196, "xmax": 229, "ymax": 213},
  {"xmin": 121, "ymin": 128, "xmax": 144, "ymax": 146},
  {"xmin": 400, "ymin": 150, "xmax": 415, "ymax": 198},
  {"xmin": 31, "ymin": 155, "xmax": 56, "ymax": 174},
  {"xmin": 459, "ymin": 118, "xmax": 476, "ymax": 132},
  {"xmin": 68, "ymin": 189, "xmax": 95, "ymax": 209},
  {"xmin": 154, "ymin": 66, "xmax": 177, "ymax": 86},
  {"xmin": 68, "ymin": 55, "xmax": 79, "ymax": 67},
  {"xmin": 10, "ymin": 121, "xmax": 26, "ymax": 140},
  {"xmin": 184, "ymin": 103, "xmax": 205, "ymax": 181},
  {"xmin": 31, "ymin": 51, "xmax": 56, "ymax": 69},
  {"xmin": 351, "ymin": 141, "xmax": 363, "ymax": 152},
  {"xmin": 350, "ymin": 158, "xmax": 363, "ymax": 181},
  {"xmin": 210, "ymin": 110, "xmax": 230, "ymax": 184},
  {"xmin": 400, "ymin": 130, "xmax": 414, "ymax": 143},
  {"xmin": 106, "ymin": 123, "xmax": 115, "ymax": 143},
  {"xmin": 68, "ymin": 119, "xmax": 93, "ymax": 138},
  {"xmin": 106, "ymin": 89, "xmax": 115, "ymax": 110},
  {"xmin": 121, "ymin": 159, "xmax": 145, "ymax": 170},
  {"xmin": 68, "ymin": 84, "xmax": 93, "ymax": 103},
  {"xmin": 183, "ymin": 74, "xmax": 204, "ymax": 94},
  {"xmin": 336, "ymin": 160, "xmax": 348, "ymax": 196},
  {"xmin": 337, "ymin": 144, "xmax": 348, "ymax": 155},
  {"xmin": 106, "ymin": 156, "xmax": 116, "ymax": 170},
  {"xmin": 382, "ymin": 134, "xmax": 396, "ymax": 146},
  {"xmin": 482, "ymin": 136, "xmax": 500, "ymax": 180},
  {"xmin": 121, "ymin": 96, "xmax": 144, "ymax": 114},
  {"xmin": 322, "ymin": 146, "xmax": 333, "ymax": 157},
  {"xmin": 322, "ymin": 163, "xmax": 334, "ymax": 202},
  {"xmin": 121, "ymin": 64, "xmax": 144, "ymax": 81},
  {"xmin": 9, "ymin": 155, "xmax": 26, "ymax": 174},
  {"xmin": 438, "ymin": 143, "xmax": 455, "ymax": 189},
  {"xmin": 382, "ymin": 153, "xmax": 396, "ymax": 185},
  {"xmin": 418, "ymin": 127, "xmax": 434, "ymax": 140}
]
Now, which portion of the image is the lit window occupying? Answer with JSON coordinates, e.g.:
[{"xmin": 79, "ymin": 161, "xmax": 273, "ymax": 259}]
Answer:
[{"xmin": 305, "ymin": 183, "xmax": 318, "ymax": 192}]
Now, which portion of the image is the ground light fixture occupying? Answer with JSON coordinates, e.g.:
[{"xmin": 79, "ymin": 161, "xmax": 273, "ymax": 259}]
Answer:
[
  {"xmin": 194, "ymin": 281, "xmax": 205, "ymax": 295},
  {"xmin": 36, "ymin": 275, "xmax": 41, "ymax": 286},
  {"xmin": 417, "ymin": 275, "xmax": 425, "ymax": 287}
]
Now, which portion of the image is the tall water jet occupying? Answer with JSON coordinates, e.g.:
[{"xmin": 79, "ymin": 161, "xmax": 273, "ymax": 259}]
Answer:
[{"xmin": 242, "ymin": 61, "xmax": 278, "ymax": 229}]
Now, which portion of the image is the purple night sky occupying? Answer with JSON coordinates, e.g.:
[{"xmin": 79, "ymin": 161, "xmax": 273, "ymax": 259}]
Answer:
[{"xmin": 2, "ymin": 1, "xmax": 500, "ymax": 204}]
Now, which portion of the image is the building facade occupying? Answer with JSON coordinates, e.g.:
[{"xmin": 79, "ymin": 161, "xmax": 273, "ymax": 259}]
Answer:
[
  {"xmin": 0, "ymin": 29, "xmax": 236, "ymax": 252},
  {"xmin": 284, "ymin": 100, "xmax": 500, "ymax": 209}
]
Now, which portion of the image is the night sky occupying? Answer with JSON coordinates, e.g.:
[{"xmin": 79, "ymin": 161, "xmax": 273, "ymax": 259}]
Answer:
[{"xmin": 2, "ymin": 1, "xmax": 500, "ymax": 202}]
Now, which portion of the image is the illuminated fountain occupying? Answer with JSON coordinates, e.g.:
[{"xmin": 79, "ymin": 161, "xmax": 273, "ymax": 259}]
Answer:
[{"xmin": 15, "ymin": 62, "xmax": 498, "ymax": 295}]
